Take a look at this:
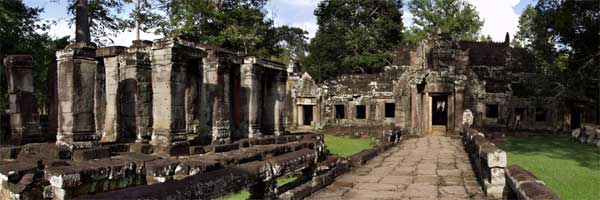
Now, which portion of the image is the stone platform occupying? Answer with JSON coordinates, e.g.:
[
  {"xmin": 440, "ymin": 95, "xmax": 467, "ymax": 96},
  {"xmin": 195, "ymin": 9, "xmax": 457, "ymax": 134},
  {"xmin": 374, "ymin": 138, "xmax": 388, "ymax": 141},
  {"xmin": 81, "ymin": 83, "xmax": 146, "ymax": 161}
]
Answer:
[{"xmin": 307, "ymin": 136, "xmax": 484, "ymax": 200}]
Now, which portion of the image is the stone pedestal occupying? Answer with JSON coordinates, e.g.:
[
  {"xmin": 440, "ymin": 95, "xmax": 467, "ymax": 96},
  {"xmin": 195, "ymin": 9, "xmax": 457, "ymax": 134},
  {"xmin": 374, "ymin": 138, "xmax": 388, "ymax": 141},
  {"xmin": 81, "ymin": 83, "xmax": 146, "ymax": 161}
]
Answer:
[
  {"xmin": 96, "ymin": 46, "xmax": 126, "ymax": 143},
  {"xmin": 56, "ymin": 43, "xmax": 100, "ymax": 149},
  {"xmin": 4, "ymin": 55, "xmax": 43, "ymax": 145},
  {"xmin": 119, "ymin": 40, "xmax": 153, "ymax": 143},
  {"xmin": 241, "ymin": 59, "xmax": 262, "ymax": 138}
]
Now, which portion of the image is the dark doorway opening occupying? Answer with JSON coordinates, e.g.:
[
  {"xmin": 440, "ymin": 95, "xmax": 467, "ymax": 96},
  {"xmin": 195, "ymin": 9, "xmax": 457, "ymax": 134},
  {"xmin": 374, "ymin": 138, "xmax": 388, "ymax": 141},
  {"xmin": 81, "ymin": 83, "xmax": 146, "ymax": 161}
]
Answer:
[
  {"xmin": 571, "ymin": 109, "xmax": 582, "ymax": 129},
  {"xmin": 385, "ymin": 103, "xmax": 395, "ymax": 118},
  {"xmin": 432, "ymin": 95, "xmax": 448, "ymax": 125},
  {"xmin": 335, "ymin": 105, "xmax": 345, "ymax": 119},
  {"xmin": 356, "ymin": 105, "xmax": 366, "ymax": 119},
  {"xmin": 303, "ymin": 105, "xmax": 313, "ymax": 126}
]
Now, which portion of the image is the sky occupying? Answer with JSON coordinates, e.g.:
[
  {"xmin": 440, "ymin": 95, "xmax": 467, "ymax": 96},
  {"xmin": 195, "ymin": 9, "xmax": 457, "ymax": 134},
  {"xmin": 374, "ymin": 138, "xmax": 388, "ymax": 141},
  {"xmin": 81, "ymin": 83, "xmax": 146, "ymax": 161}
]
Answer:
[{"xmin": 24, "ymin": 0, "xmax": 536, "ymax": 46}]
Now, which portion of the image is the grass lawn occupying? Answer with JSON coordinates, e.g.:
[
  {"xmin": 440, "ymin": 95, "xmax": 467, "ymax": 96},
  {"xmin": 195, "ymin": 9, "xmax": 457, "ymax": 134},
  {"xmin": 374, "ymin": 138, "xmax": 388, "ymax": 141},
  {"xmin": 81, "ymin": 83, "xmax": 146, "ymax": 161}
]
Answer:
[
  {"xmin": 324, "ymin": 134, "xmax": 373, "ymax": 157},
  {"xmin": 218, "ymin": 176, "xmax": 298, "ymax": 200},
  {"xmin": 501, "ymin": 136, "xmax": 600, "ymax": 200}
]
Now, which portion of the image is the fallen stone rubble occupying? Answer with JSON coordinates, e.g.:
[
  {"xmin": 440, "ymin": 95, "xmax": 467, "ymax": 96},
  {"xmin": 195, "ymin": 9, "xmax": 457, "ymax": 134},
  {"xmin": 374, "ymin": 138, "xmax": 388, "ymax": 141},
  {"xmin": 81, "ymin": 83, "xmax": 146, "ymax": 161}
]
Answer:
[{"xmin": 571, "ymin": 125, "xmax": 600, "ymax": 148}]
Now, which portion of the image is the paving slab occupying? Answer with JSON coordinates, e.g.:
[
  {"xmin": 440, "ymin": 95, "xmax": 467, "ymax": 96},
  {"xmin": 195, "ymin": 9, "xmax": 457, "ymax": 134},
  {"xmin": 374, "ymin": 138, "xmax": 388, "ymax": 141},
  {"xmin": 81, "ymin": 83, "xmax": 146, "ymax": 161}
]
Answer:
[{"xmin": 306, "ymin": 136, "xmax": 484, "ymax": 200}]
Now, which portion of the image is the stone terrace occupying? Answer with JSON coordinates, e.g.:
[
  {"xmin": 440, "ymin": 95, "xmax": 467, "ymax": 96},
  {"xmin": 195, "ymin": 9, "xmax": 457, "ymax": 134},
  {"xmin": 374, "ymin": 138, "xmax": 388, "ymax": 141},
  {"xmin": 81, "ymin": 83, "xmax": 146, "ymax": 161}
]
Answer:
[{"xmin": 308, "ymin": 136, "xmax": 484, "ymax": 200}]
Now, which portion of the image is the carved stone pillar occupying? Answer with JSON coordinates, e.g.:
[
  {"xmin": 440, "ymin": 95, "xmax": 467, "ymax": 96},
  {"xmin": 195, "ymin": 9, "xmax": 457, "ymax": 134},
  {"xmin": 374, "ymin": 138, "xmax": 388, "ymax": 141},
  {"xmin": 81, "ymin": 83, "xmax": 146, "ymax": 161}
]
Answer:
[
  {"xmin": 56, "ymin": 43, "xmax": 100, "ymax": 149},
  {"xmin": 454, "ymin": 86, "xmax": 465, "ymax": 134},
  {"xmin": 4, "ymin": 55, "xmax": 43, "ymax": 144},
  {"xmin": 205, "ymin": 56, "xmax": 231, "ymax": 143},
  {"xmin": 96, "ymin": 46, "xmax": 126, "ymax": 143},
  {"xmin": 410, "ymin": 85, "xmax": 420, "ymax": 134},
  {"xmin": 120, "ymin": 40, "xmax": 153, "ymax": 143},
  {"xmin": 150, "ymin": 38, "xmax": 202, "ymax": 154},
  {"xmin": 273, "ymin": 72, "xmax": 287, "ymax": 136},
  {"xmin": 241, "ymin": 58, "xmax": 262, "ymax": 138}
]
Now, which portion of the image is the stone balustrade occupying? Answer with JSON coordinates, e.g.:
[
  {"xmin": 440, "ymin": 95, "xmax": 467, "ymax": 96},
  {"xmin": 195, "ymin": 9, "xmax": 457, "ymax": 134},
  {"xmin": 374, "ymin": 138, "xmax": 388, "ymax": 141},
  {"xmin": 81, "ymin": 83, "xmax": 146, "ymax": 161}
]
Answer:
[
  {"xmin": 504, "ymin": 165, "xmax": 560, "ymax": 200},
  {"xmin": 461, "ymin": 127, "xmax": 506, "ymax": 199}
]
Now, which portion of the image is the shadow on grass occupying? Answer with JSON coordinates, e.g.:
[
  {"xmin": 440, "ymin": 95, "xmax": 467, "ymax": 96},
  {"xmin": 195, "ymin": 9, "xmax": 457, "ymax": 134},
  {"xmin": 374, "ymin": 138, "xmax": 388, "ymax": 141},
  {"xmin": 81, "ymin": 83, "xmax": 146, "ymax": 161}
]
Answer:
[{"xmin": 501, "ymin": 136, "xmax": 600, "ymax": 169}]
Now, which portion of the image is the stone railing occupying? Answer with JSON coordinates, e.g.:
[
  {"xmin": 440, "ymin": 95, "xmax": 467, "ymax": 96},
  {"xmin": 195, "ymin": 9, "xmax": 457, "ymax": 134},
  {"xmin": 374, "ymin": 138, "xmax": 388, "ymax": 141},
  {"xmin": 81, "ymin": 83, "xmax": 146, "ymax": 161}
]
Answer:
[
  {"xmin": 461, "ymin": 128, "xmax": 507, "ymax": 199},
  {"xmin": 571, "ymin": 124, "xmax": 600, "ymax": 148},
  {"xmin": 504, "ymin": 165, "xmax": 560, "ymax": 200},
  {"xmin": 462, "ymin": 125, "xmax": 560, "ymax": 200}
]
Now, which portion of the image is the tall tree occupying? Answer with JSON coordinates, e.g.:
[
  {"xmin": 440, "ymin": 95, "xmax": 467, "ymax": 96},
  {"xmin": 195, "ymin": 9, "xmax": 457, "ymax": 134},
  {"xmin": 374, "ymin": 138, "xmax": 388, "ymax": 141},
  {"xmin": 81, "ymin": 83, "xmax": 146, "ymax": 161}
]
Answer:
[
  {"xmin": 405, "ymin": 0, "xmax": 483, "ymax": 44},
  {"xmin": 304, "ymin": 0, "xmax": 404, "ymax": 82},
  {"xmin": 68, "ymin": 0, "xmax": 133, "ymax": 45}
]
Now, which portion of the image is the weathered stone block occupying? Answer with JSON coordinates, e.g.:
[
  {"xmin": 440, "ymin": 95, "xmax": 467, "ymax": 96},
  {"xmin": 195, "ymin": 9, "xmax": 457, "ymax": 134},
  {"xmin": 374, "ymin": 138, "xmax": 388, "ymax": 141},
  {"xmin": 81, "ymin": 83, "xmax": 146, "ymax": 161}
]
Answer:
[{"xmin": 72, "ymin": 147, "xmax": 111, "ymax": 161}]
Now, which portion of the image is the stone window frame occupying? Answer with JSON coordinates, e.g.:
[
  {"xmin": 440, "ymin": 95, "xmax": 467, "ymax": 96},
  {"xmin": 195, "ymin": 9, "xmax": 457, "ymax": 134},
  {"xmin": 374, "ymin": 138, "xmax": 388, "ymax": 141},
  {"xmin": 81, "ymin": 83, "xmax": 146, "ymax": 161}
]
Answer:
[
  {"xmin": 355, "ymin": 105, "xmax": 367, "ymax": 119},
  {"xmin": 334, "ymin": 104, "xmax": 346, "ymax": 119}
]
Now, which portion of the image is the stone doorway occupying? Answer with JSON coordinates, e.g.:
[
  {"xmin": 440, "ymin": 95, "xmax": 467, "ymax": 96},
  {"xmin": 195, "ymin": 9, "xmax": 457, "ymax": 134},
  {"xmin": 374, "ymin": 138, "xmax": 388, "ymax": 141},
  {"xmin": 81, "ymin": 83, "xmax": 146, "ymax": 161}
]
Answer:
[
  {"xmin": 303, "ymin": 105, "xmax": 314, "ymax": 126},
  {"xmin": 431, "ymin": 95, "xmax": 448, "ymax": 135}
]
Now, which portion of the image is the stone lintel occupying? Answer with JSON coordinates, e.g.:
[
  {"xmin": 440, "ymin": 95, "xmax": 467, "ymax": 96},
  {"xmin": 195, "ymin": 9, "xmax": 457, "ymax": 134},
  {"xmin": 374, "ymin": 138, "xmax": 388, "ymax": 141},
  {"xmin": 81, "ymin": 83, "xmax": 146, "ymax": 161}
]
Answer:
[
  {"xmin": 95, "ymin": 46, "xmax": 126, "ymax": 58},
  {"xmin": 3, "ymin": 55, "xmax": 33, "ymax": 67}
]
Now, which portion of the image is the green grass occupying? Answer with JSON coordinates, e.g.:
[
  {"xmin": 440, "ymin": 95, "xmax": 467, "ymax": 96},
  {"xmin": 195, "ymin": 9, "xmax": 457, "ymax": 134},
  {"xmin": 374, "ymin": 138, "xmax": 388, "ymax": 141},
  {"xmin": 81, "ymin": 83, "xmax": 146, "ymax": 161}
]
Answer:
[
  {"xmin": 501, "ymin": 136, "xmax": 600, "ymax": 200},
  {"xmin": 324, "ymin": 134, "xmax": 373, "ymax": 157},
  {"xmin": 218, "ymin": 176, "xmax": 299, "ymax": 200}
]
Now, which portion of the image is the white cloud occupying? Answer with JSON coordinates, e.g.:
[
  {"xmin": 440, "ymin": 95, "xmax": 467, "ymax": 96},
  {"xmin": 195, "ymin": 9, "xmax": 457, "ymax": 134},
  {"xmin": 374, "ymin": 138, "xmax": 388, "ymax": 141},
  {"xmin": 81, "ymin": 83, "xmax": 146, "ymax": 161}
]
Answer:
[
  {"xmin": 466, "ymin": 0, "xmax": 521, "ymax": 41},
  {"xmin": 292, "ymin": 22, "xmax": 318, "ymax": 39},
  {"xmin": 281, "ymin": 0, "xmax": 321, "ymax": 7}
]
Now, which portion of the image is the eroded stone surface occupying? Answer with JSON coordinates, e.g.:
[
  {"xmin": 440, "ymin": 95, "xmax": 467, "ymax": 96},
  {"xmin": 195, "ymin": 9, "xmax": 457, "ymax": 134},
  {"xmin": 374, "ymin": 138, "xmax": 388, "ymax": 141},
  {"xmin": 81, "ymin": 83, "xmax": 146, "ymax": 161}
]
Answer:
[{"xmin": 307, "ymin": 136, "xmax": 484, "ymax": 200}]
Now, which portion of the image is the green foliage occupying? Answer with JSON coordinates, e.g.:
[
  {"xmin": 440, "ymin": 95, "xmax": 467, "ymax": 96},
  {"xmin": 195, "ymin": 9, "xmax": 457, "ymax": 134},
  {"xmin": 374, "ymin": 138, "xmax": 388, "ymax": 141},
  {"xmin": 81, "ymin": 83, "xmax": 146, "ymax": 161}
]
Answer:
[
  {"xmin": 502, "ymin": 136, "xmax": 600, "ymax": 200},
  {"xmin": 304, "ymin": 0, "xmax": 404, "ymax": 82},
  {"xmin": 514, "ymin": 0, "xmax": 599, "ymax": 99},
  {"xmin": 405, "ymin": 0, "xmax": 483, "ymax": 45},
  {"xmin": 324, "ymin": 134, "xmax": 373, "ymax": 157},
  {"xmin": 67, "ymin": 0, "xmax": 134, "ymax": 45}
]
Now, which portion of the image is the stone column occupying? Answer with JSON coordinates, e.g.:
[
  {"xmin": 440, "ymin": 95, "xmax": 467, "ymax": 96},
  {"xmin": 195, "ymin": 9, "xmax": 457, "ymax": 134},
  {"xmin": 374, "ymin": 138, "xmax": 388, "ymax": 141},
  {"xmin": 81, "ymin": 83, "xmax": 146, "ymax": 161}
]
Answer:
[
  {"xmin": 273, "ymin": 71, "xmax": 287, "ymax": 136},
  {"xmin": 211, "ymin": 58, "xmax": 232, "ymax": 143},
  {"xmin": 241, "ymin": 59, "xmax": 262, "ymax": 138},
  {"xmin": 454, "ymin": 86, "xmax": 465, "ymax": 134},
  {"xmin": 56, "ymin": 43, "xmax": 100, "ymax": 149},
  {"xmin": 96, "ymin": 46, "xmax": 126, "ymax": 143},
  {"xmin": 4, "ymin": 55, "xmax": 43, "ymax": 144},
  {"xmin": 120, "ymin": 40, "xmax": 153, "ymax": 143},
  {"xmin": 410, "ymin": 85, "xmax": 420, "ymax": 134},
  {"xmin": 150, "ymin": 39, "xmax": 189, "ymax": 153}
]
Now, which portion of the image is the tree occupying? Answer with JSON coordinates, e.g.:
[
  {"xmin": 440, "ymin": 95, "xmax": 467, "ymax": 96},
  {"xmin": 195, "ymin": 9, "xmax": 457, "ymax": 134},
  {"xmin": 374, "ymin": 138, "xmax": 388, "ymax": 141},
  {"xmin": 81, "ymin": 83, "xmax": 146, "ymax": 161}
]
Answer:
[
  {"xmin": 304, "ymin": 0, "xmax": 404, "ymax": 82},
  {"xmin": 405, "ymin": 0, "xmax": 483, "ymax": 44},
  {"xmin": 67, "ymin": 0, "xmax": 134, "ymax": 45},
  {"xmin": 0, "ymin": 0, "xmax": 46, "ymax": 110}
]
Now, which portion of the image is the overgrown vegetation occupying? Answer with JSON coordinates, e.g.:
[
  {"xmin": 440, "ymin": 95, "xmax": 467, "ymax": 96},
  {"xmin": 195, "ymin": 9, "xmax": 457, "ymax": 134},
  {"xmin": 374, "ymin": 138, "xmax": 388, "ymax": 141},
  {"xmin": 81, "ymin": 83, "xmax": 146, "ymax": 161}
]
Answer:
[
  {"xmin": 324, "ymin": 134, "xmax": 373, "ymax": 157},
  {"xmin": 502, "ymin": 136, "xmax": 600, "ymax": 200}
]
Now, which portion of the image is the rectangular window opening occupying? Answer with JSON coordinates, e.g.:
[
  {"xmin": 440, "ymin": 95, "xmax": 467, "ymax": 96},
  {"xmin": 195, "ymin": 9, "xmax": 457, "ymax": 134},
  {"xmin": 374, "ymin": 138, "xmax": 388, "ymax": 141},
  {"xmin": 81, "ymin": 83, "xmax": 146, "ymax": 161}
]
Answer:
[
  {"xmin": 335, "ymin": 105, "xmax": 345, "ymax": 119},
  {"xmin": 356, "ymin": 105, "xmax": 366, "ymax": 119},
  {"xmin": 385, "ymin": 103, "xmax": 395, "ymax": 118},
  {"xmin": 486, "ymin": 104, "xmax": 499, "ymax": 118},
  {"xmin": 536, "ymin": 107, "xmax": 547, "ymax": 122}
]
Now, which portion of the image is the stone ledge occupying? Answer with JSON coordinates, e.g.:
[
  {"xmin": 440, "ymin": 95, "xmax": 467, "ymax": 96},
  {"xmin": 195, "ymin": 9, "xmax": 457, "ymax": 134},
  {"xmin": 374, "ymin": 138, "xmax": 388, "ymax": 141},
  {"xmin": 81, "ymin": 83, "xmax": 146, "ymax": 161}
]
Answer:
[{"xmin": 505, "ymin": 165, "xmax": 559, "ymax": 200}]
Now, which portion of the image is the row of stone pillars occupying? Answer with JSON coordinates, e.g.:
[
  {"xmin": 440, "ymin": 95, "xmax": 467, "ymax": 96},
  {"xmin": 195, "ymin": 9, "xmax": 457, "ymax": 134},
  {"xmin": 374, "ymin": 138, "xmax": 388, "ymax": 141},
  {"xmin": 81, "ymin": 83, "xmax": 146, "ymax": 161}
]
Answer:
[{"xmin": 48, "ymin": 38, "xmax": 287, "ymax": 153}]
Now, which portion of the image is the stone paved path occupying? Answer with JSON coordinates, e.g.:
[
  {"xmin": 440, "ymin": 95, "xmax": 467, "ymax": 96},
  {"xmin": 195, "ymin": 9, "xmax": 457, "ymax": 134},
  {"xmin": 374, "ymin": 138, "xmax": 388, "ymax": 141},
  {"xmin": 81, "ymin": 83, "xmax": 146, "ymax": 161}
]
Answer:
[{"xmin": 307, "ymin": 136, "xmax": 484, "ymax": 200}]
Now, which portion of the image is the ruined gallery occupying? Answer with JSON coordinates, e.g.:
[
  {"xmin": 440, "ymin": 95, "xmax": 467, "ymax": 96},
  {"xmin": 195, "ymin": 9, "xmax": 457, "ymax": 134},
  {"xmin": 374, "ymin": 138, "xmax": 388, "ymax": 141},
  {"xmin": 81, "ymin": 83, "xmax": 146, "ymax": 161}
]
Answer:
[{"xmin": 0, "ymin": 0, "xmax": 597, "ymax": 199}]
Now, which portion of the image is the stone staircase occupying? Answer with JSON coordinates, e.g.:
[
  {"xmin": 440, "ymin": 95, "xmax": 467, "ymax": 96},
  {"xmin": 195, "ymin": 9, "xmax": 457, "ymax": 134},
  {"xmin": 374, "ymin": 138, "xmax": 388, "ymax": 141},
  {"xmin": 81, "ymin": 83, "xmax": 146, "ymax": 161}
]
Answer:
[{"xmin": 431, "ymin": 125, "xmax": 447, "ymax": 135}]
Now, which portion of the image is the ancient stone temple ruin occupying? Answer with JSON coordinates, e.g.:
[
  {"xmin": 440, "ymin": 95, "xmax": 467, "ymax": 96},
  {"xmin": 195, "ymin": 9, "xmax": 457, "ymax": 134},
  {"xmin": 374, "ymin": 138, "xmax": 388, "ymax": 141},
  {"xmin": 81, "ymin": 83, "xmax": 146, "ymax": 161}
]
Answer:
[
  {"xmin": 0, "ymin": 27, "xmax": 573, "ymax": 200},
  {"xmin": 287, "ymin": 32, "xmax": 583, "ymax": 137}
]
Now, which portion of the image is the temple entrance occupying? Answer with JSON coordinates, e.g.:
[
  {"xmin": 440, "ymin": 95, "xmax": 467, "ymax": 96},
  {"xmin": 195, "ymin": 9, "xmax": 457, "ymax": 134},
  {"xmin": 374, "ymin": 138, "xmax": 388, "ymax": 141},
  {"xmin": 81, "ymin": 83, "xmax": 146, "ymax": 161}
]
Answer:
[
  {"xmin": 303, "ymin": 105, "xmax": 314, "ymax": 126},
  {"xmin": 431, "ymin": 95, "xmax": 448, "ymax": 135}
]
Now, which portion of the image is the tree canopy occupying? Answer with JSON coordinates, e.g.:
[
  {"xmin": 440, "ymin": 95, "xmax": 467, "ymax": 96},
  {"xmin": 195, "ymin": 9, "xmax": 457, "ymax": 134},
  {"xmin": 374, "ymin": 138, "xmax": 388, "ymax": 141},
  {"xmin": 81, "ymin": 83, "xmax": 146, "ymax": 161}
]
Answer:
[
  {"xmin": 303, "ymin": 0, "xmax": 404, "ymax": 82},
  {"xmin": 404, "ymin": 0, "xmax": 483, "ymax": 45},
  {"xmin": 514, "ymin": 0, "xmax": 599, "ymax": 99}
]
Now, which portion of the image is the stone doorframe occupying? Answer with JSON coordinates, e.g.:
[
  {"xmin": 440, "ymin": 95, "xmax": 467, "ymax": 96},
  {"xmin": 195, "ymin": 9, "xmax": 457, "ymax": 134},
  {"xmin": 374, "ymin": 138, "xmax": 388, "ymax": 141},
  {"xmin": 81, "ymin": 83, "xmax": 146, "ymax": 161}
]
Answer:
[{"xmin": 293, "ymin": 98, "xmax": 319, "ymax": 130}]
